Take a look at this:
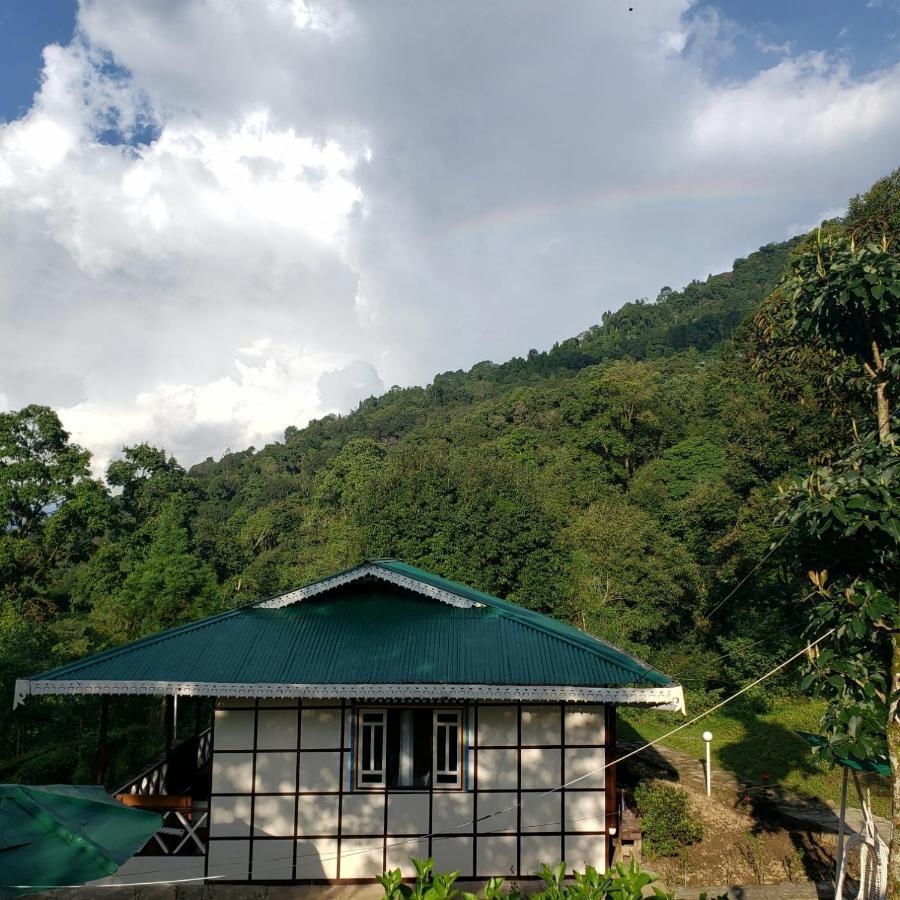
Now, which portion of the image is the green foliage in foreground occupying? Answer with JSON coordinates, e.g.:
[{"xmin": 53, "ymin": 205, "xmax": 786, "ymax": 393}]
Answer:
[
  {"xmin": 753, "ymin": 189, "xmax": 899, "ymax": 889},
  {"xmin": 633, "ymin": 782, "xmax": 704, "ymax": 858},
  {"xmin": 783, "ymin": 433, "xmax": 899, "ymax": 767},
  {"xmin": 376, "ymin": 857, "xmax": 673, "ymax": 900},
  {"xmin": 749, "ymin": 180, "xmax": 899, "ymax": 900}
]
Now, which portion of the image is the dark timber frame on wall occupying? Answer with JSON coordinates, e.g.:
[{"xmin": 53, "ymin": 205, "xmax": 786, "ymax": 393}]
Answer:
[{"xmin": 205, "ymin": 698, "xmax": 615, "ymax": 885}]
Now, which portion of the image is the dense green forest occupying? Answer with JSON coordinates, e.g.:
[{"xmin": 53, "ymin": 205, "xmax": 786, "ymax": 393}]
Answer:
[{"xmin": 2, "ymin": 170, "xmax": 897, "ymax": 790}]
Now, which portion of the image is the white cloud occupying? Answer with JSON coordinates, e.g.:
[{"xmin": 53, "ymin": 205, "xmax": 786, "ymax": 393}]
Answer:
[
  {"xmin": 62, "ymin": 341, "xmax": 364, "ymax": 472},
  {"xmin": 317, "ymin": 359, "xmax": 384, "ymax": 413},
  {"xmin": 785, "ymin": 206, "xmax": 848, "ymax": 238},
  {"xmin": 2, "ymin": 1, "xmax": 900, "ymax": 470},
  {"xmin": 692, "ymin": 53, "xmax": 900, "ymax": 163}
]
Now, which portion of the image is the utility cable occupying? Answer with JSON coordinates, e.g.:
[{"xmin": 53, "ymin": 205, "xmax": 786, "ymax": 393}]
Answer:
[{"xmin": 22, "ymin": 626, "xmax": 833, "ymax": 888}]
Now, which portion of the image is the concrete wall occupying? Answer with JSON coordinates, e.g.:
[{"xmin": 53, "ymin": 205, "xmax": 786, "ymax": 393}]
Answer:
[{"xmin": 206, "ymin": 699, "xmax": 609, "ymax": 882}]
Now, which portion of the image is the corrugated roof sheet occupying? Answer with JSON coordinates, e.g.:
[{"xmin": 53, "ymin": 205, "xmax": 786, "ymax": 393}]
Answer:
[{"xmin": 25, "ymin": 562, "xmax": 673, "ymax": 688}]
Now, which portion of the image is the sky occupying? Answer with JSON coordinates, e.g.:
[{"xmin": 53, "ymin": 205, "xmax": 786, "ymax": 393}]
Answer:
[{"xmin": 1, "ymin": 1, "xmax": 899, "ymax": 473}]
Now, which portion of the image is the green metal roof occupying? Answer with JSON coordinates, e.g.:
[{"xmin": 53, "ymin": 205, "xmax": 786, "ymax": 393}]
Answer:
[{"xmin": 18, "ymin": 561, "xmax": 677, "ymax": 702}]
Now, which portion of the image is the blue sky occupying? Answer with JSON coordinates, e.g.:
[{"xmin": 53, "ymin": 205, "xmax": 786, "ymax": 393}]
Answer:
[
  {"xmin": 1, "ymin": 1, "xmax": 899, "ymax": 468},
  {"xmin": 0, "ymin": 0, "xmax": 76, "ymax": 123},
  {"xmin": 690, "ymin": 0, "xmax": 900, "ymax": 79},
  {"xmin": 2, "ymin": 2, "xmax": 898, "ymax": 124}
]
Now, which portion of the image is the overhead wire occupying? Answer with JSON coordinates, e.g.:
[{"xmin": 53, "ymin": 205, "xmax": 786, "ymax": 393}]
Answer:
[
  {"xmin": 13, "ymin": 473, "xmax": 853, "ymax": 890},
  {"xmin": 609, "ymin": 531, "xmax": 793, "ymax": 690},
  {"xmin": 15, "ymin": 627, "xmax": 833, "ymax": 888},
  {"xmin": 12, "ymin": 338, "xmax": 893, "ymax": 893}
]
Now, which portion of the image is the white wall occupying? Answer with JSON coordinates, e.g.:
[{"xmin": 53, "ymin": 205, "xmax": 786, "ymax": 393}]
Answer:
[{"xmin": 206, "ymin": 699, "xmax": 608, "ymax": 882}]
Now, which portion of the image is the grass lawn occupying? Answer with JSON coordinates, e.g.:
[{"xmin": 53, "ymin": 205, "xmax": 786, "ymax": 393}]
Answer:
[{"xmin": 618, "ymin": 694, "xmax": 891, "ymax": 818}]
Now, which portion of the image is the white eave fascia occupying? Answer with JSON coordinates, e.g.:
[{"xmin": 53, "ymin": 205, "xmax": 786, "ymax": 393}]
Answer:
[
  {"xmin": 14, "ymin": 678, "xmax": 684, "ymax": 713},
  {"xmin": 256, "ymin": 563, "xmax": 484, "ymax": 610}
]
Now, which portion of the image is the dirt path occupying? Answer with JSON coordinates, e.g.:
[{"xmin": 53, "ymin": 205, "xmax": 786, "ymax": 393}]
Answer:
[
  {"xmin": 617, "ymin": 739, "xmax": 893, "ymax": 888},
  {"xmin": 673, "ymin": 884, "xmax": 830, "ymax": 900},
  {"xmin": 618, "ymin": 740, "xmax": 890, "ymax": 838}
]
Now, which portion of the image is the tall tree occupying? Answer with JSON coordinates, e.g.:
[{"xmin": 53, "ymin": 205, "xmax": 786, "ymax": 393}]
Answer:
[
  {"xmin": 781, "ymin": 432, "xmax": 899, "ymax": 894},
  {"xmin": 755, "ymin": 217, "xmax": 900, "ymax": 893},
  {"xmin": 566, "ymin": 497, "xmax": 705, "ymax": 655},
  {"xmin": 846, "ymin": 166, "xmax": 900, "ymax": 245},
  {"xmin": 1, "ymin": 405, "xmax": 93, "ymax": 537},
  {"xmin": 0, "ymin": 405, "xmax": 108, "ymax": 613},
  {"xmin": 96, "ymin": 499, "xmax": 221, "ymax": 639},
  {"xmin": 107, "ymin": 443, "xmax": 194, "ymax": 522},
  {"xmin": 784, "ymin": 232, "xmax": 899, "ymax": 439}
]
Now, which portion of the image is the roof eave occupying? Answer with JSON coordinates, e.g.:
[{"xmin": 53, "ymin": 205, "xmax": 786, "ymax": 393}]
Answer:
[{"xmin": 15, "ymin": 678, "xmax": 685, "ymax": 713}]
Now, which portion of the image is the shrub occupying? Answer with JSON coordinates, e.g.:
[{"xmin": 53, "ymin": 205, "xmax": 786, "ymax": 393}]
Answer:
[
  {"xmin": 376, "ymin": 857, "xmax": 673, "ymax": 900},
  {"xmin": 633, "ymin": 781, "xmax": 704, "ymax": 858}
]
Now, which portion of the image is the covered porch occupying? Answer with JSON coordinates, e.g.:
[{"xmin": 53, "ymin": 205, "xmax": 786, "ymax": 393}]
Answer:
[{"xmin": 90, "ymin": 694, "xmax": 215, "ymax": 873}]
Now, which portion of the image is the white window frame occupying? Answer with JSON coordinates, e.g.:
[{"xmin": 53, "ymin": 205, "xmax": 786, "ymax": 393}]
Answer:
[
  {"xmin": 355, "ymin": 706, "xmax": 464, "ymax": 791},
  {"xmin": 433, "ymin": 709, "xmax": 463, "ymax": 789},
  {"xmin": 358, "ymin": 708, "xmax": 387, "ymax": 788}
]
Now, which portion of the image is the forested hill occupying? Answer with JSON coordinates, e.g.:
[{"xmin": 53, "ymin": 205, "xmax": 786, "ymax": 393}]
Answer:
[
  {"xmin": 183, "ymin": 233, "xmax": 808, "ymax": 613},
  {"xmin": 194, "ymin": 236, "xmax": 799, "ymax": 480},
  {"xmin": 6, "ymin": 166, "xmax": 896, "ymax": 786}
]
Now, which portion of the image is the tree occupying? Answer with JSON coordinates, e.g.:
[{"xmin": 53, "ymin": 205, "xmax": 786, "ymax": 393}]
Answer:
[
  {"xmin": 779, "ymin": 232, "xmax": 900, "ymax": 440},
  {"xmin": 0, "ymin": 406, "xmax": 108, "ymax": 614},
  {"xmin": 781, "ymin": 436, "xmax": 897, "ymax": 743},
  {"xmin": 780, "ymin": 433, "xmax": 899, "ymax": 892},
  {"xmin": 757, "ymin": 220, "xmax": 900, "ymax": 893},
  {"xmin": 846, "ymin": 166, "xmax": 900, "ymax": 245},
  {"xmin": 353, "ymin": 443, "xmax": 567, "ymax": 612},
  {"xmin": 95, "ymin": 499, "xmax": 221, "ymax": 639},
  {"xmin": 753, "ymin": 230, "xmax": 900, "ymax": 441},
  {"xmin": 749, "ymin": 284, "xmax": 867, "ymax": 424},
  {"xmin": 107, "ymin": 443, "xmax": 193, "ymax": 521},
  {"xmin": 564, "ymin": 361, "xmax": 664, "ymax": 479},
  {"xmin": 565, "ymin": 498, "xmax": 705, "ymax": 656},
  {"xmin": 1, "ymin": 405, "xmax": 93, "ymax": 537}
]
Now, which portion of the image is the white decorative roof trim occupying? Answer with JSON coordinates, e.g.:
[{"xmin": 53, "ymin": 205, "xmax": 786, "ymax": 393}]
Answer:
[
  {"xmin": 14, "ymin": 679, "xmax": 684, "ymax": 712},
  {"xmin": 257, "ymin": 563, "xmax": 483, "ymax": 610}
]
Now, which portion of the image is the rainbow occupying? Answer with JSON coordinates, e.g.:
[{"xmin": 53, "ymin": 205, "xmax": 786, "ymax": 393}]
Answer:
[{"xmin": 437, "ymin": 175, "xmax": 781, "ymax": 240}]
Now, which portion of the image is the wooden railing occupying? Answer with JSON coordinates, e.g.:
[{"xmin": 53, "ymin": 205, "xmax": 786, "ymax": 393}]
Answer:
[{"xmin": 115, "ymin": 727, "xmax": 212, "ymax": 797}]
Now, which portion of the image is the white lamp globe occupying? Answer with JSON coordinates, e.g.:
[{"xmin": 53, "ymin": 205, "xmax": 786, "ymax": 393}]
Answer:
[{"xmin": 702, "ymin": 731, "xmax": 713, "ymax": 742}]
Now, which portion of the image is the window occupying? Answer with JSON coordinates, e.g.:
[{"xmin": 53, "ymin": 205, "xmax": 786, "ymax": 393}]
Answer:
[
  {"xmin": 358, "ymin": 710, "xmax": 386, "ymax": 786},
  {"xmin": 356, "ymin": 707, "xmax": 463, "ymax": 790}
]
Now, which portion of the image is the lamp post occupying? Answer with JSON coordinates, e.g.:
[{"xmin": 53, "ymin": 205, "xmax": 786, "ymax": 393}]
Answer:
[{"xmin": 702, "ymin": 731, "xmax": 712, "ymax": 796}]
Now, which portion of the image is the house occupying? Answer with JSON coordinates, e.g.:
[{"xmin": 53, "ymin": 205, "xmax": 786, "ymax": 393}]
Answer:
[{"xmin": 13, "ymin": 560, "xmax": 683, "ymax": 886}]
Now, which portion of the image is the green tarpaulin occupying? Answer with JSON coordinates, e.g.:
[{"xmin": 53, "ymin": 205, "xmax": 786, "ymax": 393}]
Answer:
[
  {"xmin": 0, "ymin": 784, "xmax": 162, "ymax": 897},
  {"xmin": 797, "ymin": 730, "xmax": 891, "ymax": 777}
]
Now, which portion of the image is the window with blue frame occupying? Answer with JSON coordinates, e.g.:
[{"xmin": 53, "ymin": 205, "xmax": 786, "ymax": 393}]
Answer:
[{"xmin": 356, "ymin": 707, "xmax": 463, "ymax": 790}]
